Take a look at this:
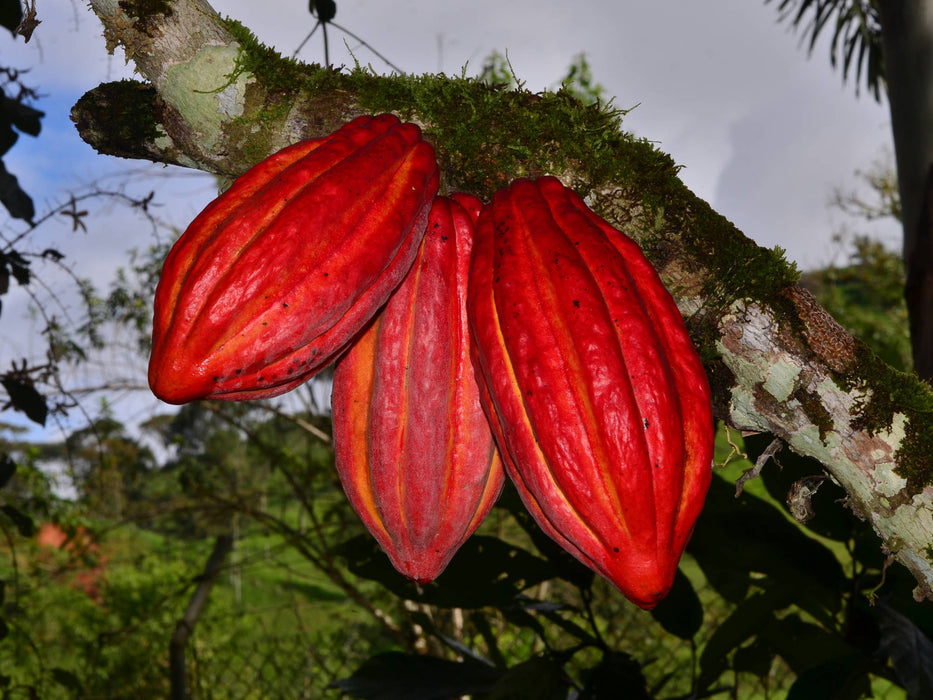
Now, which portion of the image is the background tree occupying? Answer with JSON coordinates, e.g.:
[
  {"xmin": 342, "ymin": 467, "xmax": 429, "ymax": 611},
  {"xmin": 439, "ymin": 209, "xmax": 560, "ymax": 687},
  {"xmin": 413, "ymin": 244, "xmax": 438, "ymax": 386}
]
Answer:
[{"xmin": 764, "ymin": 0, "xmax": 933, "ymax": 378}]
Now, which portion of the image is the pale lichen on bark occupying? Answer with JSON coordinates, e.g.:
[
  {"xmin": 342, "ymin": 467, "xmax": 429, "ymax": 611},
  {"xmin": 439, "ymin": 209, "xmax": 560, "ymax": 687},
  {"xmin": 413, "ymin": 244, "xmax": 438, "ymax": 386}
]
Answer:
[{"xmin": 79, "ymin": 0, "xmax": 933, "ymax": 599}]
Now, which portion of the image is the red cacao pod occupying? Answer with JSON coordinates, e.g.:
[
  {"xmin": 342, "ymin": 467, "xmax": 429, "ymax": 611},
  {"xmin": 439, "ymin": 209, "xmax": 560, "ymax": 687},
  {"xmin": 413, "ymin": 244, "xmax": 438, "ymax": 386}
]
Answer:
[
  {"xmin": 467, "ymin": 177, "xmax": 713, "ymax": 609},
  {"xmin": 332, "ymin": 195, "xmax": 504, "ymax": 583},
  {"xmin": 149, "ymin": 114, "xmax": 439, "ymax": 403}
]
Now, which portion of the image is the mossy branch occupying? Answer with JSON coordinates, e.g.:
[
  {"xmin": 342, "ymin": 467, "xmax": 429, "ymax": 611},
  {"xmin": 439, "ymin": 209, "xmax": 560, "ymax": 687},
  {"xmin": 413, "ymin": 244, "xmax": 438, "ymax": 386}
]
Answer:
[{"xmin": 79, "ymin": 0, "xmax": 933, "ymax": 600}]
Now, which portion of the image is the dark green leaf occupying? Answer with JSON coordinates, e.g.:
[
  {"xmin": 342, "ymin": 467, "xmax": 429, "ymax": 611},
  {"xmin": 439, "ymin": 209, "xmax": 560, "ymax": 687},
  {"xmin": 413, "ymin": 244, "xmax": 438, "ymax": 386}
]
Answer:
[
  {"xmin": 0, "ymin": 618, "xmax": 7, "ymax": 642},
  {"xmin": 875, "ymin": 602, "xmax": 933, "ymax": 699},
  {"xmin": 487, "ymin": 656, "xmax": 570, "ymax": 700},
  {"xmin": 579, "ymin": 651, "xmax": 652, "ymax": 700},
  {"xmin": 0, "ymin": 121, "xmax": 15, "ymax": 157},
  {"xmin": 0, "ymin": 0, "xmax": 21, "ymax": 35},
  {"xmin": 1, "ymin": 375, "xmax": 47, "ymax": 426},
  {"xmin": 759, "ymin": 615, "xmax": 855, "ymax": 674},
  {"xmin": 408, "ymin": 611, "xmax": 494, "ymax": 666},
  {"xmin": 499, "ymin": 601, "xmax": 550, "ymax": 641},
  {"xmin": 50, "ymin": 669, "xmax": 82, "ymax": 692},
  {"xmin": 688, "ymin": 474, "xmax": 845, "ymax": 620},
  {"xmin": 9, "ymin": 260, "xmax": 29, "ymax": 287},
  {"xmin": 0, "ymin": 160, "xmax": 33, "ymax": 223},
  {"xmin": 698, "ymin": 588, "xmax": 789, "ymax": 688},
  {"xmin": 328, "ymin": 652, "xmax": 502, "ymax": 700},
  {"xmin": 497, "ymin": 484, "xmax": 594, "ymax": 591},
  {"xmin": 732, "ymin": 640, "xmax": 773, "ymax": 678},
  {"xmin": 0, "ymin": 96, "xmax": 43, "ymax": 137},
  {"xmin": 786, "ymin": 654, "xmax": 871, "ymax": 700},
  {"xmin": 0, "ymin": 504, "xmax": 34, "ymax": 537},
  {"xmin": 331, "ymin": 534, "xmax": 556, "ymax": 608},
  {"xmin": 651, "ymin": 568, "xmax": 703, "ymax": 640},
  {"xmin": 0, "ymin": 452, "xmax": 16, "ymax": 489}
]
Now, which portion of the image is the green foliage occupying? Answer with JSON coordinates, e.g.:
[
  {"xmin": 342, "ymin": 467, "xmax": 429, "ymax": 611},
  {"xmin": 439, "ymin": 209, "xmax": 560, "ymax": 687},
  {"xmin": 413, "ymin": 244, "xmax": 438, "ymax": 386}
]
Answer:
[{"xmin": 766, "ymin": 0, "xmax": 884, "ymax": 100}]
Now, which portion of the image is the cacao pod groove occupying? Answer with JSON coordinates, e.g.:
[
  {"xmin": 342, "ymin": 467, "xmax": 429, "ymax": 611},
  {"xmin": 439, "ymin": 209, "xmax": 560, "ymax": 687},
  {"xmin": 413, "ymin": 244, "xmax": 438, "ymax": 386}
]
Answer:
[
  {"xmin": 332, "ymin": 195, "xmax": 504, "ymax": 583},
  {"xmin": 149, "ymin": 114, "xmax": 439, "ymax": 403},
  {"xmin": 467, "ymin": 176, "xmax": 713, "ymax": 609}
]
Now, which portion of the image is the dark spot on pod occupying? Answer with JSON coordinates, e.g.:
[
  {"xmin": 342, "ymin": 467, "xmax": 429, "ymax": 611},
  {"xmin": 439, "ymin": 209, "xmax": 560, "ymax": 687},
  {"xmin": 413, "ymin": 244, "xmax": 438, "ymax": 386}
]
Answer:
[{"xmin": 573, "ymin": 300, "xmax": 580, "ymax": 308}]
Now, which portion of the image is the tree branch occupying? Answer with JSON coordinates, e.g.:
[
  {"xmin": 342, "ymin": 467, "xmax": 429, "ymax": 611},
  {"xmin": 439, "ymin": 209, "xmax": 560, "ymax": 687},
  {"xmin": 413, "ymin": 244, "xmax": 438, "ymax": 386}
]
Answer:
[{"xmin": 79, "ymin": 0, "xmax": 933, "ymax": 600}]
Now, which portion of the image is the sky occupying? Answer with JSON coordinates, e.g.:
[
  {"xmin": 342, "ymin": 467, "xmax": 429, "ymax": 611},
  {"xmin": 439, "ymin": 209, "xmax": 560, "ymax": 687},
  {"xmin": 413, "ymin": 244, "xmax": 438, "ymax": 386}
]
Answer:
[{"xmin": 0, "ymin": 0, "xmax": 900, "ymax": 443}]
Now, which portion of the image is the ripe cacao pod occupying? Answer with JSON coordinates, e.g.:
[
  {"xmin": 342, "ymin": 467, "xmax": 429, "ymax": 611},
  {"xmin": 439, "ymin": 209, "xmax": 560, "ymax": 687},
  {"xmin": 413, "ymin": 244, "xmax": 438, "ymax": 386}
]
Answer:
[
  {"xmin": 332, "ymin": 195, "xmax": 504, "ymax": 583},
  {"xmin": 149, "ymin": 114, "xmax": 439, "ymax": 403},
  {"xmin": 467, "ymin": 176, "xmax": 713, "ymax": 609}
]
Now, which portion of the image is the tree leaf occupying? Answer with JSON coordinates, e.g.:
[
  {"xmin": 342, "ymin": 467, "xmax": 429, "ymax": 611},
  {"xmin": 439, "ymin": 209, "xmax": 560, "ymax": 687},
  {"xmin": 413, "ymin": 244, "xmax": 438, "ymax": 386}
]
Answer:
[
  {"xmin": 1, "ymin": 375, "xmax": 47, "ymax": 426},
  {"xmin": 732, "ymin": 639, "xmax": 773, "ymax": 678},
  {"xmin": 579, "ymin": 651, "xmax": 653, "ymax": 700},
  {"xmin": 875, "ymin": 602, "xmax": 933, "ymax": 700},
  {"xmin": 496, "ymin": 484, "xmax": 595, "ymax": 591},
  {"xmin": 331, "ymin": 534, "xmax": 557, "ymax": 609},
  {"xmin": 786, "ymin": 653, "xmax": 871, "ymax": 700},
  {"xmin": 1, "ymin": 96, "xmax": 43, "ymax": 137},
  {"xmin": 328, "ymin": 652, "xmax": 502, "ymax": 700},
  {"xmin": 0, "ymin": 120, "xmax": 16, "ymax": 157},
  {"xmin": 487, "ymin": 655, "xmax": 570, "ymax": 700},
  {"xmin": 688, "ymin": 474, "xmax": 845, "ymax": 621},
  {"xmin": 51, "ymin": 668, "xmax": 82, "ymax": 692},
  {"xmin": 0, "ymin": 452, "xmax": 16, "ymax": 489},
  {"xmin": 0, "ymin": 504, "xmax": 35, "ymax": 537},
  {"xmin": 760, "ymin": 614, "xmax": 856, "ymax": 675},
  {"xmin": 698, "ymin": 588, "xmax": 789, "ymax": 688},
  {"xmin": 651, "ymin": 568, "xmax": 703, "ymax": 640},
  {"xmin": 0, "ymin": 160, "xmax": 33, "ymax": 223},
  {"xmin": 0, "ymin": 0, "xmax": 21, "ymax": 36}
]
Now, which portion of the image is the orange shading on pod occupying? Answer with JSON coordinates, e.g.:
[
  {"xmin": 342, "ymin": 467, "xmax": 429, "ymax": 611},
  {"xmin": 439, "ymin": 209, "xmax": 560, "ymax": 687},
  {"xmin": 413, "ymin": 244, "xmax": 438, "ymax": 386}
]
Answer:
[
  {"xmin": 332, "ymin": 195, "xmax": 504, "ymax": 583},
  {"xmin": 149, "ymin": 114, "xmax": 439, "ymax": 403},
  {"xmin": 467, "ymin": 177, "xmax": 713, "ymax": 609}
]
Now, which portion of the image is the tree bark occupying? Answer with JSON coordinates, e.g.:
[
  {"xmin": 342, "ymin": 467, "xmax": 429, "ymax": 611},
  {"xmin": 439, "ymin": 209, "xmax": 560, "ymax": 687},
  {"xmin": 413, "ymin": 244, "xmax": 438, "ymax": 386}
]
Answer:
[
  {"xmin": 79, "ymin": 0, "xmax": 933, "ymax": 600},
  {"xmin": 877, "ymin": 1, "xmax": 933, "ymax": 379}
]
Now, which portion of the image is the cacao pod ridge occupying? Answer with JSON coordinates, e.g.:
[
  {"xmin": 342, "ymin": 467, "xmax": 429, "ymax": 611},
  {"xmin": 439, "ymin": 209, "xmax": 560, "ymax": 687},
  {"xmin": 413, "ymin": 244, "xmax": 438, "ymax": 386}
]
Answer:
[
  {"xmin": 332, "ymin": 194, "xmax": 504, "ymax": 583},
  {"xmin": 149, "ymin": 114, "xmax": 439, "ymax": 403},
  {"xmin": 467, "ymin": 176, "xmax": 713, "ymax": 609}
]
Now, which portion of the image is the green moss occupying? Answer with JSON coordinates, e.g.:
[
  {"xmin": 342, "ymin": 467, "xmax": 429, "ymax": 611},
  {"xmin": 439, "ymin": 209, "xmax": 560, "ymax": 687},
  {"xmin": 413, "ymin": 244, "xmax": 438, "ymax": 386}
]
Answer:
[
  {"xmin": 72, "ymin": 80, "xmax": 163, "ymax": 159},
  {"xmin": 222, "ymin": 19, "xmax": 317, "ymax": 97},
  {"xmin": 838, "ymin": 345, "xmax": 933, "ymax": 494},
  {"xmin": 118, "ymin": 0, "xmax": 172, "ymax": 33}
]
